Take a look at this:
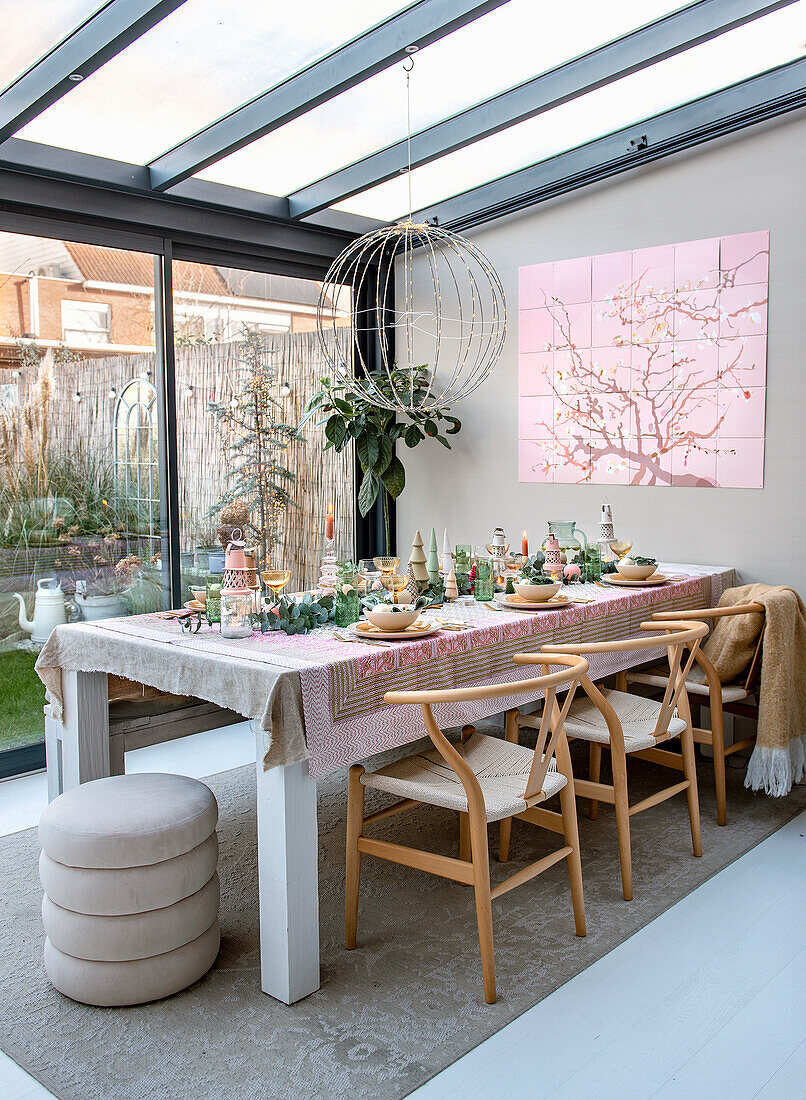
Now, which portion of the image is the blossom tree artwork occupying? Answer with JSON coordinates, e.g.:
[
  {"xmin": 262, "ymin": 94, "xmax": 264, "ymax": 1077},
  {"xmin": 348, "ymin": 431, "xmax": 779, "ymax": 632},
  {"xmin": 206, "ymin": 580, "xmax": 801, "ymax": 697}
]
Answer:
[{"xmin": 518, "ymin": 231, "xmax": 768, "ymax": 487}]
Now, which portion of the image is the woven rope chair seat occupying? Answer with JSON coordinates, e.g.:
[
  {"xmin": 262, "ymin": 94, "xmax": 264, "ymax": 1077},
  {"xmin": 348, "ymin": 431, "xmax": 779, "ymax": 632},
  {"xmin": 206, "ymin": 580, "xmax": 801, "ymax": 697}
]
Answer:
[
  {"xmin": 360, "ymin": 731, "xmax": 566, "ymax": 823},
  {"xmin": 627, "ymin": 665, "xmax": 749, "ymax": 702},
  {"xmin": 564, "ymin": 688, "xmax": 687, "ymax": 752}
]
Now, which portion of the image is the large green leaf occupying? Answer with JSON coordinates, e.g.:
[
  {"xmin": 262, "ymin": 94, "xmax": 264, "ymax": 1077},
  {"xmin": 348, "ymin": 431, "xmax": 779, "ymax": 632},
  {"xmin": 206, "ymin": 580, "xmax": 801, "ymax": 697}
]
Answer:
[
  {"xmin": 404, "ymin": 424, "xmax": 423, "ymax": 448},
  {"xmin": 356, "ymin": 432, "xmax": 380, "ymax": 471},
  {"xmin": 373, "ymin": 434, "xmax": 393, "ymax": 474},
  {"xmin": 357, "ymin": 470, "xmax": 380, "ymax": 516},
  {"xmin": 380, "ymin": 455, "xmax": 406, "ymax": 499},
  {"xmin": 324, "ymin": 416, "xmax": 347, "ymax": 449}
]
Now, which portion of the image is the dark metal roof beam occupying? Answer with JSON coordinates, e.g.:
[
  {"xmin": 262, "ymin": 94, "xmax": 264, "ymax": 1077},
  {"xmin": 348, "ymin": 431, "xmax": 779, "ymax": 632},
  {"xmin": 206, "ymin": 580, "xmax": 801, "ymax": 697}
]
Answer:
[
  {"xmin": 147, "ymin": 0, "xmax": 509, "ymax": 192},
  {"xmin": 413, "ymin": 57, "xmax": 806, "ymax": 232},
  {"xmin": 289, "ymin": 0, "xmax": 796, "ymax": 218},
  {"xmin": 0, "ymin": 137, "xmax": 382, "ymax": 264},
  {"xmin": 0, "ymin": 0, "xmax": 187, "ymax": 143},
  {"xmin": 0, "ymin": 137, "xmax": 382, "ymax": 239}
]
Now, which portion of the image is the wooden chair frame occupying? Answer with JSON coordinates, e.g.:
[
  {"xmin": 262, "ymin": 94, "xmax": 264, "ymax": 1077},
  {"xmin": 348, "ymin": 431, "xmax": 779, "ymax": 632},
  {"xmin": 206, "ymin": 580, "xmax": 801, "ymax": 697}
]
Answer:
[
  {"xmin": 345, "ymin": 653, "xmax": 590, "ymax": 1005},
  {"xmin": 625, "ymin": 603, "xmax": 765, "ymax": 826},
  {"xmin": 514, "ymin": 620, "xmax": 709, "ymax": 902}
]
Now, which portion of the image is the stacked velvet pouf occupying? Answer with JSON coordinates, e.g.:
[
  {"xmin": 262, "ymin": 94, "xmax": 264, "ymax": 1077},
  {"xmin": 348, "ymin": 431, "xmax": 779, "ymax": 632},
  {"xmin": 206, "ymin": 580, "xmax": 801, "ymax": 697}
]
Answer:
[{"xmin": 39, "ymin": 773, "xmax": 220, "ymax": 1007}]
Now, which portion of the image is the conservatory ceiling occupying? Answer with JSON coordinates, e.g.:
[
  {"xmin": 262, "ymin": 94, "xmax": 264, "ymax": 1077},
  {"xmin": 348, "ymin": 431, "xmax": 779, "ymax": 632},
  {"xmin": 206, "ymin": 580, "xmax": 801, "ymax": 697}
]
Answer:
[{"xmin": 1, "ymin": 0, "xmax": 805, "ymax": 234}]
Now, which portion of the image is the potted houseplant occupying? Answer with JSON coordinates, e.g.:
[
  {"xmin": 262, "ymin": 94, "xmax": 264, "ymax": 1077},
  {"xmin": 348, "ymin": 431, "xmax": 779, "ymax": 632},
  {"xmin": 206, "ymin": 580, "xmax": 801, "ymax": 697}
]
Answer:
[
  {"xmin": 302, "ymin": 365, "xmax": 461, "ymax": 554},
  {"xmin": 62, "ymin": 534, "xmax": 127, "ymax": 620}
]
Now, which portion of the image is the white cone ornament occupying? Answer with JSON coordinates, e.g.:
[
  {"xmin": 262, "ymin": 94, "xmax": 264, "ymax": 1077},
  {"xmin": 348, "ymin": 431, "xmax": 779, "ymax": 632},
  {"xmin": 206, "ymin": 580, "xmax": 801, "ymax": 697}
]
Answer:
[{"xmin": 442, "ymin": 529, "xmax": 452, "ymax": 574}]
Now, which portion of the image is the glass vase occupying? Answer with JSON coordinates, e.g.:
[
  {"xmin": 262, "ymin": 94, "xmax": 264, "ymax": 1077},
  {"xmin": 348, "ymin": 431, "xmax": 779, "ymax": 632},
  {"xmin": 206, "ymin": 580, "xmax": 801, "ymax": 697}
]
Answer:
[
  {"xmin": 205, "ymin": 581, "xmax": 222, "ymax": 624},
  {"xmin": 334, "ymin": 562, "xmax": 360, "ymax": 627},
  {"xmin": 582, "ymin": 545, "xmax": 602, "ymax": 582}
]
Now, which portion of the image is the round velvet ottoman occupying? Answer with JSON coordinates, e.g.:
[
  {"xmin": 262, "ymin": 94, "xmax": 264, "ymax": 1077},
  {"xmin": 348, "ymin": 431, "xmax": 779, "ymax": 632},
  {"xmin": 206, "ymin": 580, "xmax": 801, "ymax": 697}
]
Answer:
[{"xmin": 39, "ymin": 773, "xmax": 220, "ymax": 1006}]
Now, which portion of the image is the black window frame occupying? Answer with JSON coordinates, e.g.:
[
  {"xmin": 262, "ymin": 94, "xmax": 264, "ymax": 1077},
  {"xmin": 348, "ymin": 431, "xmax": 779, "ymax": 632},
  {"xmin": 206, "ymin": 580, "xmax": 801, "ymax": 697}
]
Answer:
[{"xmin": 0, "ymin": 204, "xmax": 390, "ymax": 779}]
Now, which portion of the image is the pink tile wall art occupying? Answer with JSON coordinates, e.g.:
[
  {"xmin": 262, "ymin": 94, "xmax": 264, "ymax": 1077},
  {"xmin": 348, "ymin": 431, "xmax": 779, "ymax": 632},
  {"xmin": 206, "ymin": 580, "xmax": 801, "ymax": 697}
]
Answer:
[{"xmin": 518, "ymin": 231, "xmax": 768, "ymax": 488}]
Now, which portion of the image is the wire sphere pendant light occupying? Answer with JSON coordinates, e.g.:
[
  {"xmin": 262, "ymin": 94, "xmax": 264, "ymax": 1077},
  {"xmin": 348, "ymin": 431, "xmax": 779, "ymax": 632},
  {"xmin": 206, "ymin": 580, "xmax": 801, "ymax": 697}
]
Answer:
[{"xmin": 316, "ymin": 52, "xmax": 506, "ymax": 415}]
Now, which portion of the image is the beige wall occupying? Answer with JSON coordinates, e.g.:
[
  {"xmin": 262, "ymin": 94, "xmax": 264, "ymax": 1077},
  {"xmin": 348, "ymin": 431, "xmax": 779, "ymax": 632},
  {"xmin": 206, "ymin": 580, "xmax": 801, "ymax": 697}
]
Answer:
[{"xmin": 399, "ymin": 111, "xmax": 806, "ymax": 593}]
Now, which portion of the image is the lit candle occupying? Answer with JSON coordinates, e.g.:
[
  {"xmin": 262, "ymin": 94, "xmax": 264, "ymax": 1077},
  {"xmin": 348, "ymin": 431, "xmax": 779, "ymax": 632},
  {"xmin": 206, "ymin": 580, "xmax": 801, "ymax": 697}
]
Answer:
[
  {"xmin": 522, "ymin": 529, "xmax": 528, "ymax": 557},
  {"xmin": 326, "ymin": 501, "xmax": 334, "ymax": 541}
]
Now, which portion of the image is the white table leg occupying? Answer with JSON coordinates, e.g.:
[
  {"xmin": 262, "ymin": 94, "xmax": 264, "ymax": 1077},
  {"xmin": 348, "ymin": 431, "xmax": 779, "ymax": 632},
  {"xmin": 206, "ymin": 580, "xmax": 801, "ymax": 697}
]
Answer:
[
  {"xmin": 255, "ymin": 738, "xmax": 320, "ymax": 1004},
  {"xmin": 59, "ymin": 670, "xmax": 109, "ymax": 794}
]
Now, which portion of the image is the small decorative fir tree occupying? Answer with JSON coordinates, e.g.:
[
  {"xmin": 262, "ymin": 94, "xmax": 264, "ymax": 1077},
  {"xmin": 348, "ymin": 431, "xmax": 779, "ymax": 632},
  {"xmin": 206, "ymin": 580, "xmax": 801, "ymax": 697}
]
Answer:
[
  {"xmin": 208, "ymin": 332, "xmax": 303, "ymax": 568},
  {"xmin": 408, "ymin": 530, "xmax": 429, "ymax": 588}
]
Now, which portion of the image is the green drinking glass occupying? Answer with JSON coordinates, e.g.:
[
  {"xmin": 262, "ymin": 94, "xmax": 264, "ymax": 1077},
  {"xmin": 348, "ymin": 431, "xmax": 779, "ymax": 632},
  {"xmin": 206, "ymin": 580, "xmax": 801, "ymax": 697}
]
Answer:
[{"xmin": 473, "ymin": 556, "xmax": 494, "ymax": 602}]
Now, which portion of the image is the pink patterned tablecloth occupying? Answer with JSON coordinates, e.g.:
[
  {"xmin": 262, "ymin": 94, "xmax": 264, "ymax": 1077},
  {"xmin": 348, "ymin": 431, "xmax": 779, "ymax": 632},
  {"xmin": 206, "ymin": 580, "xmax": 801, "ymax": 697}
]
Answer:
[{"xmin": 37, "ymin": 563, "xmax": 733, "ymax": 778}]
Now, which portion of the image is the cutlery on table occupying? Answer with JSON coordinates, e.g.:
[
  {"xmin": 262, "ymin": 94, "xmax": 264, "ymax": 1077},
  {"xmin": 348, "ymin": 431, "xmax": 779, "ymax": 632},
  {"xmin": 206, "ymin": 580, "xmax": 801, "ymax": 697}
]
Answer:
[
  {"xmin": 435, "ymin": 617, "xmax": 472, "ymax": 629},
  {"xmin": 330, "ymin": 632, "xmax": 390, "ymax": 648}
]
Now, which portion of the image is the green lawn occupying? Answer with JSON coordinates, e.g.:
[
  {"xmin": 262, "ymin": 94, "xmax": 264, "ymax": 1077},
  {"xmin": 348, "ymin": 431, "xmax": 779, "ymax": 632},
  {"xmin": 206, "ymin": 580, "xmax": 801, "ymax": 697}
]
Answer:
[{"xmin": 0, "ymin": 650, "xmax": 46, "ymax": 751}]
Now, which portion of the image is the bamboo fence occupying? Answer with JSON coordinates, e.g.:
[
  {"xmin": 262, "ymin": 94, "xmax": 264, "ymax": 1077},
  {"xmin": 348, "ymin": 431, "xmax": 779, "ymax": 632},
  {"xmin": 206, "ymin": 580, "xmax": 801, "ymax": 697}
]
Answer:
[{"xmin": 1, "ymin": 331, "xmax": 354, "ymax": 593}]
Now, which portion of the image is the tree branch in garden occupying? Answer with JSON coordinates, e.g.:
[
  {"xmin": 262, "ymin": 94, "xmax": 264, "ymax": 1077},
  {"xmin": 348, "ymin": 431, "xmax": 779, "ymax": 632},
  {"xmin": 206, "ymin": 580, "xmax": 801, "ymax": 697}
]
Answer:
[{"xmin": 208, "ymin": 332, "xmax": 304, "ymax": 567}]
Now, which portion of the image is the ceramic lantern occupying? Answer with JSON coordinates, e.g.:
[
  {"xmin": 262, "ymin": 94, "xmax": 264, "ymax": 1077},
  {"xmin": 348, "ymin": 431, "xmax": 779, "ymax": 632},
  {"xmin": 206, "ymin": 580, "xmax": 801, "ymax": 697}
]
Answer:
[
  {"xmin": 544, "ymin": 530, "xmax": 563, "ymax": 577},
  {"xmin": 487, "ymin": 527, "xmax": 509, "ymax": 563},
  {"xmin": 222, "ymin": 529, "xmax": 252, "ymax": 591}
]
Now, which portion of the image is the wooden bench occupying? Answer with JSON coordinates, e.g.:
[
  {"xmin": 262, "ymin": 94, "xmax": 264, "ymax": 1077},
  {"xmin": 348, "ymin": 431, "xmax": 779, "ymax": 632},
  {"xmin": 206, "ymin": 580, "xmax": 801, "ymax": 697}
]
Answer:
[{"xmin": 44, "ymin": 676, "xmax": 241, "ymax": 801}]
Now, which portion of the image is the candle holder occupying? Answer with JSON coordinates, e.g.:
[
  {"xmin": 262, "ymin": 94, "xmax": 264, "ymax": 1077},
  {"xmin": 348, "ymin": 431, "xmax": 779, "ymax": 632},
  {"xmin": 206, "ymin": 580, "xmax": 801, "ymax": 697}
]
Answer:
[{"xmin": 318, "ymin": 535, "xmax": 338, "ymax": 594}]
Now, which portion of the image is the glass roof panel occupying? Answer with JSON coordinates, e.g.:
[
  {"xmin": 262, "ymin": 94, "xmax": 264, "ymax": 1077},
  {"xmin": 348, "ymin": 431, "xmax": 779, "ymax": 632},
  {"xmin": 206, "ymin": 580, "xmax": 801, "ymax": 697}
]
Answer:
[
  {"xmin": 19, "ymin": 0, "xmax": 415, "ymax": 164},
  {"xmin": 0, "ymin": 1, "xmax": 107, "ymax": 93},
  {"xmin": 337, "ymin": 1, "xmax": 806, "ymax": 221},
  {"xmin": 198, "ymin": 0, "xmax": 690, "ymax": 196}
]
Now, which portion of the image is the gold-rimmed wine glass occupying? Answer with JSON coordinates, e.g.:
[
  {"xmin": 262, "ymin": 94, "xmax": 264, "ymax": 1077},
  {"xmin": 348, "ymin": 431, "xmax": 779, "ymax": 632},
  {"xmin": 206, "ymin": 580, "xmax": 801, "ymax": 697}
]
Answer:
[
  {"xmin": 609, "ymin": 540, "xmax": 633, "ymax": 559},
  {"xmin": 261, "ymin": 568, "xmax": 292, "ymax": 606}
]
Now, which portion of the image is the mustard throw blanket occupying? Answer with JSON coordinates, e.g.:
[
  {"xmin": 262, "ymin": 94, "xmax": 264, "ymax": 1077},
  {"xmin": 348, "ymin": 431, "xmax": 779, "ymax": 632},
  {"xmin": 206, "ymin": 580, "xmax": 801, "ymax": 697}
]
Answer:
[{"xmin": 703, "ymin": 583, "xmax": 806, "ymax": 797}]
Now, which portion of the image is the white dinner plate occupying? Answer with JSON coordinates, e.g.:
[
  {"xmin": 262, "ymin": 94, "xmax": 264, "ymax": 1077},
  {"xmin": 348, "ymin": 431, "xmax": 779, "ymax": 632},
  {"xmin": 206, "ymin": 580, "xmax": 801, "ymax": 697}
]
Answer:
[
  {"xmin": 495, "ymin": 593, "xmax": 572, "ymax": 611},
  {"xmin": 349, "ymin": 619, "xmax": 441, "ymax": 641}
]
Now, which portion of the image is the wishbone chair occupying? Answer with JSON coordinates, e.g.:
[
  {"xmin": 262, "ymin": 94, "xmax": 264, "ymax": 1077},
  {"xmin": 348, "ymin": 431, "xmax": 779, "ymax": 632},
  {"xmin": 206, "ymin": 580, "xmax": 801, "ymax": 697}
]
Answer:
[
  {"xmin": 345, "ymin": 653, "xmax": 589, "ymax": 1004},
  {"xmin": 624, "ymin": 603, "xmax": 764, "ymax": 825},
  {"xmin": 510, "ymin": 620, "xmax": 709, "ymax": 902}
]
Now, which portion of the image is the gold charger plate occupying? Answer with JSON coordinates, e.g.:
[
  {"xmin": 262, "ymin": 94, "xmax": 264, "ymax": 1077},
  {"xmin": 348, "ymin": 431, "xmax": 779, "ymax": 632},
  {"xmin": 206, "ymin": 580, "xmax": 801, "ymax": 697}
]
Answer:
[
  {"xmin": 602, "ymin": 573, "xmax": 681, "ymax": 587},
  {"xmin": 184, "ymin": 599, "xmax": 206, "ymax": 612},
  {"xmin": 495, "ymin": 593, "xmax": 572, "ymax": 611},
  {"xmin": 350, "ymin": 618, "xmax": 440, "ymax": 641}
]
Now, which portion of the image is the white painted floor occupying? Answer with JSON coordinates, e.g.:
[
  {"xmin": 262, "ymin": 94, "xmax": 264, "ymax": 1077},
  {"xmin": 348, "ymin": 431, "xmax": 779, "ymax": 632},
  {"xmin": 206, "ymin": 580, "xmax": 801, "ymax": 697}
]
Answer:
[{"xmin": 0, "ymin": 728, "xmax": 803, "ymax": 1100}]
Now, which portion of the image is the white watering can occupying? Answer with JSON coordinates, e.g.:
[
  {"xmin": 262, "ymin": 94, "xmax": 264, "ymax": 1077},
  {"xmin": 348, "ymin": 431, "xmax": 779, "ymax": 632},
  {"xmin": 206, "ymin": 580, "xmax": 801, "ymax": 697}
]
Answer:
[{"xmin": 16, "ymin": 578, "xmax": 68, "ymax": 644}]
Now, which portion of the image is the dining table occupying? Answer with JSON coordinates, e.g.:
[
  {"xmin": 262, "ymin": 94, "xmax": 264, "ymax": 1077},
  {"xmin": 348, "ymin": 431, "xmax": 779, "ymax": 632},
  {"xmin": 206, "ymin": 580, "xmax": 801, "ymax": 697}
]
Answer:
[{"xmin": 35, "ymin": 562, "xmax": 734, "ymax": 1004}]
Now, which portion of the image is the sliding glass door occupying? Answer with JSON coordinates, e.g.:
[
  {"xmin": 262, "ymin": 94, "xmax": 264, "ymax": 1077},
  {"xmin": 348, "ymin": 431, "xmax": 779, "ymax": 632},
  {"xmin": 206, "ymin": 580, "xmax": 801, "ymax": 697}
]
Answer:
[
  {"xmin": 0, "ymin": 231, "xmax": 169, "ymax": 776},
  {"xmin": 170, "ymin": 259, "xmax": 354, "ymax": 599}
]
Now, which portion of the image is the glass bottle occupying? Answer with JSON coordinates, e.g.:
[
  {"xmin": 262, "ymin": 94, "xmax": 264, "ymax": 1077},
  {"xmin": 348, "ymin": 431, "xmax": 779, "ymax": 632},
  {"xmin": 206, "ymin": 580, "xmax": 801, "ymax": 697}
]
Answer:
[
  {"xmin": 334, "ymin": 561, "xmax": 360, "ymax": 627},
  {"xmin": 220, "ymin": 587, "xmax": 253, "ymax": 638}
]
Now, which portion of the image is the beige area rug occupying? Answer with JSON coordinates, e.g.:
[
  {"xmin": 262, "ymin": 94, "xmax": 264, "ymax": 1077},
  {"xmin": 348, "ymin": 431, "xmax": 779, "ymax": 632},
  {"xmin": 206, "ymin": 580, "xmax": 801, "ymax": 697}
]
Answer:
[{"xmin": 1, "ymin": 732, "xmax": 805, "ymax": 1100}]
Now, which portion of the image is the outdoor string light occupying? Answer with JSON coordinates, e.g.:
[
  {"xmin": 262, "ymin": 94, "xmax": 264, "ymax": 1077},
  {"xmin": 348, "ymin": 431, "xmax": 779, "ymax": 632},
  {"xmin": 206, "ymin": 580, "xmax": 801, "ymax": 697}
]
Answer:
[{"xmin": 316, "ymin": 48, "xmax": 506, "ymax": 415}]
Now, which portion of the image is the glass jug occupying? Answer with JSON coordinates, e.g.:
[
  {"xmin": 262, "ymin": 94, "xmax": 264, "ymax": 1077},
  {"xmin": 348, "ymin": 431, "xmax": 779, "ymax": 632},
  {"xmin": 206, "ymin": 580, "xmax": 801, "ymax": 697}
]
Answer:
[{"xmin": 542, "ymin": 521, "xmax": 587, "ymax": 562}]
